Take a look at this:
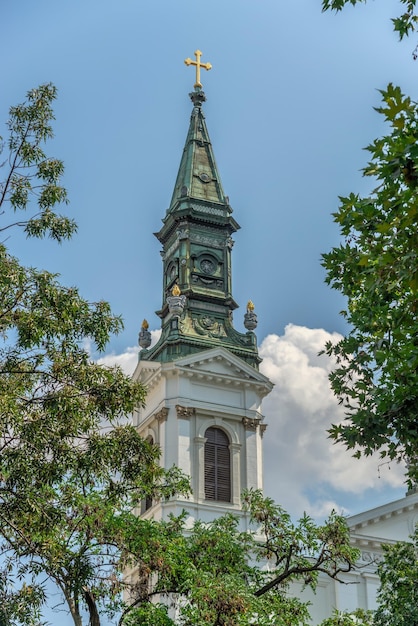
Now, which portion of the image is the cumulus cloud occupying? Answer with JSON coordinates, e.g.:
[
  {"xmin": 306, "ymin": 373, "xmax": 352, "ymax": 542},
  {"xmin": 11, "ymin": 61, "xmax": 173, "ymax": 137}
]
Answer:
[
  {"xmin": 98, "ymin": 346, "xmax": 139, "ymax": 375},
  {"xmin": 259, "ymin": 324, "xmax": 405, "ymax": 518},
  {"xmin": 98, "ymin": 330, "xmax": 162, "ymax": 375}
]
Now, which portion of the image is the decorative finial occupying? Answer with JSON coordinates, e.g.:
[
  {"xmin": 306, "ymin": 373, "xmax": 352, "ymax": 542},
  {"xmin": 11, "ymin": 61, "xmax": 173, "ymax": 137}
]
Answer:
[
  {"xmin": 244, "ymin": 300, "xmax": 258, "ymax": 331},
  {"xmin": 138, "ymin": 318, "xmax": 151, "ymax": 349},
  {"xmin": 184, "ymin": 50, "xmax": 212, "ymax": 89},
  {"xmin": 167, "ymin": 284, "xmax": 187, "ymax": 318}
]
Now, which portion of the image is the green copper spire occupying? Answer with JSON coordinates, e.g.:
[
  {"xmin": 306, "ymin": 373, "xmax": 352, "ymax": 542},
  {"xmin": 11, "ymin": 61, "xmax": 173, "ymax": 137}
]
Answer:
[
  {"xmin": 169, "ymin": 89, "xmax": 227, "ymax": 210},
  {"xmin": 139, "ymin": 85, "xmax": 260, "ymax": 369}
]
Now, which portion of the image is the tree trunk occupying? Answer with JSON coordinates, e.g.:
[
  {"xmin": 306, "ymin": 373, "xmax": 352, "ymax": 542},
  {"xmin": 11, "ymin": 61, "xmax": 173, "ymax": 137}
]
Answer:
[
  {"xmin": 65, "ymin": 594, "xmax": 83, "ymax": 626},
  {"xmin": 84, "ymin": 588, "xmax": 101, "ymax": 626}
]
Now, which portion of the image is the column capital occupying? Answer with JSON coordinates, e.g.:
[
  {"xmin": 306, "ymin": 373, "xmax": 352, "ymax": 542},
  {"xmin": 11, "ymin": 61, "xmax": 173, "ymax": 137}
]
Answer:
[
  {"xmin": 176, "ymin": 404, "xmax": 195, "ymax": 419},
  {"xmin": 154, "ymin": 407, "xmax": 169, "ymax": 423}
]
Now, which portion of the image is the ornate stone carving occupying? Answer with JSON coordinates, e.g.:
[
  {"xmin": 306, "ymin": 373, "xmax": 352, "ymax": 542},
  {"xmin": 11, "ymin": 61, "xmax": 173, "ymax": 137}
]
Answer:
[
  {"xmin": 199, "ymin": 276, "xmax": 215, "ymax": 285},
  {"xmin": 193, "ymin": 315, "xmax": 226, "ymax": 338},
  {"xmin": 191, "ymin": 274, "xmax": 223, "ymax": 290},
  {"xmin": 200, "ymin": 258, "xmax": 215, "ymax": 274},
  {"xmin": 260, "ymin": 424, "xmax": 268, "ymax": 436},
  {"xmin": 177, "ymin": 228, "xmax": 189, "ymax": 240},
  {"xmin": 359, "ymin": 551, "xmax": 383, "ymax": 564},
  {"xmin": 191, "ymin": 233, "xmax": 223, "ymax": 248},
  {"xmin": 242, "ymin": 417, "xmax": 261, "ymax": 431},
  {"xmin": 176, "ymin": 405, "xmax": 195, "ymax": 418},
  {"xmin": 155, "ymin": 407, "xmax": 169, "ymax": 423}
]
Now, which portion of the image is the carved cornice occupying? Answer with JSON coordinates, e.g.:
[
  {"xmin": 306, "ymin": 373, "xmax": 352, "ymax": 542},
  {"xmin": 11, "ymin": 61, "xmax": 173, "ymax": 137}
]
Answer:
[
  {"xmin": 176, "ymin": 404, "xmax": 195, "ymax": 419},
  {"xmin": 260, "ymin": 424, "xmax": 268, "ymax": 436}
]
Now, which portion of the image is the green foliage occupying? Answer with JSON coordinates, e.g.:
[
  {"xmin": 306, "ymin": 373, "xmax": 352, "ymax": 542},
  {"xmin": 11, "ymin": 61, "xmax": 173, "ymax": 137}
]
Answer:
[
  {"xmin": 0, "ymin": 246, "xmax": 190, "ymax": 622},
  {"xmin": 0, "ymin": 571, "xmax": 46, "ymax": 626},
  {"xmin": 244, "ymin": 489, "xmax": 359, "ymax": 594},
  {"xmin": 0, "ymin": 85, "xmax": 190, "ymax": 626},
  {"xmin": 321, "ymin": 0, "xmax": 418, "ymax": 40},
  {"xmin": 374, "ymin": 525, "xmax": 418, "ymax": 625},
  {"xmin": 123, "ymin": 603, "xmax": 175, "ymax": 626},
  {"xmin": 320, "ymin": 608, "xmax": 374, "ymax": 625},
  {"xmin": 0, "ymin": 83, "xmax": 76, "ymax": 241},
  {"xmin": 117, "ymin": 490, "xmax": 358, "ymax": 626},
  {"xmin": 322, "ymin": 85, "xmax": 418, "ymax": 484}
]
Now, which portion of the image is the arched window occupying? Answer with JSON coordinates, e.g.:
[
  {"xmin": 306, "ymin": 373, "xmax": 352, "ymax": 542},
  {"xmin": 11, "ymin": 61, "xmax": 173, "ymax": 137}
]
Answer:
[{"xmin": 204, "ymin": 427, "xmax": 231, "ymax": 502}]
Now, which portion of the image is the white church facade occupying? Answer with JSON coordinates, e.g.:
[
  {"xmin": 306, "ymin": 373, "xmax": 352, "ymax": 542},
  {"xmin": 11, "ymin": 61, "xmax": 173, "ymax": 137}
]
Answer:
[{"xmin": 130, "ymin": 51, "xmax": 418, "ymax": 623}]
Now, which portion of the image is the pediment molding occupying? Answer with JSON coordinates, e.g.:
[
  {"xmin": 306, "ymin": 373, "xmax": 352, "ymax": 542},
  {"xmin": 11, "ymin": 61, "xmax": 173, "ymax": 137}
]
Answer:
[
  {"xmin": 348, "ymin": 492, "xmax": 418, "ymax": 542},
  {"xmin": 133, "ymin": 347, "xmax": 274, "ymax": 396},
  {"xmin": 167, "ymin": 346, "xmax": 273, "ymax": 395}
]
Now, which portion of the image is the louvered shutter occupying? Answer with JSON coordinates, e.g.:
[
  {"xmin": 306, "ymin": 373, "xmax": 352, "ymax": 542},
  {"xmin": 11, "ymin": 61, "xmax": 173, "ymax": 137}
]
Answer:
[{"xmin": 204, "ymin": 427, "xmax": 231, "ymax": 502}]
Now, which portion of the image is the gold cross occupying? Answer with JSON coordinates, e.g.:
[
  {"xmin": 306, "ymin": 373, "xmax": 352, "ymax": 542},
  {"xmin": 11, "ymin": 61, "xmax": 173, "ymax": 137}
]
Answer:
[{"xmin": 184, "ymin": 50, "xmax": 212, "ymax": 88}]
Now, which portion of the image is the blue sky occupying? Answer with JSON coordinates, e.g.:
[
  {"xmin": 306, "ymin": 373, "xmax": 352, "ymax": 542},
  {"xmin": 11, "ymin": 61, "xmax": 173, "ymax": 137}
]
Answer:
[{"xmin": 2, "ymin": 1, "xmax": 417, "ymax": 623}]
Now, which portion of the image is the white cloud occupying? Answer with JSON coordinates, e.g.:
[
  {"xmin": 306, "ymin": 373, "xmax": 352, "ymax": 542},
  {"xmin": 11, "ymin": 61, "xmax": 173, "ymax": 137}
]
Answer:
[
  {"xmin": 259, "ymin": 324, "xmax": 405, "ymax": 518},
  {"xmin": 98, "ymin": 346, "xmax": 139, "ymax": 375},
  {"xmin": 98, "ymin": 330, "xmax": 161, "ymax": 375}
]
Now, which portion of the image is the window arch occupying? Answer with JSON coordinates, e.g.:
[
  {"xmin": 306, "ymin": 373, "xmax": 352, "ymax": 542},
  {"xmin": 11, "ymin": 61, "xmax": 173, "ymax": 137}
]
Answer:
[{"xmin": 204, "ymin": 427, "xmax": 231, "ymax": 502}]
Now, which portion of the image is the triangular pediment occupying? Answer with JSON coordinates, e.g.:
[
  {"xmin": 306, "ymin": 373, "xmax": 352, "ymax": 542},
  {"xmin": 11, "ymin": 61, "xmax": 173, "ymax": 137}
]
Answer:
[
  {"xmin": 170, "ymin": 346, "xmax": 273, "ymax": 392},
  {"xmin": 348, "ymin": 491, "xmax": 418, "ymax": 545},
  {"xmin": 132, "ymin": 359, "xmax": 161, "ymax": 385}
]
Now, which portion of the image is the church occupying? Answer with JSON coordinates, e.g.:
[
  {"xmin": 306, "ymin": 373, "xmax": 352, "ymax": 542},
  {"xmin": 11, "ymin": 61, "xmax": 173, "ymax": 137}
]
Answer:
[{"xmin": 130, "ymin": 51, "xmax": 418, "ymax": 623}]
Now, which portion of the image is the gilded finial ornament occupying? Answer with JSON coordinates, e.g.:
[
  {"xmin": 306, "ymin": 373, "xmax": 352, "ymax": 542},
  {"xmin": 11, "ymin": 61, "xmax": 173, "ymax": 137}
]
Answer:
[
  {"xmin": 138, "ymin": 318, "xmax": 152, "ymax": 349},
  {"xmin": 184, "ymin": 50, "xmax": 212, "ymax": 88},
  {"xmin": 244, "ymin": 300, "xmax": 258, "ymax": 332},
  {"xmin": 167, "ymin": 284, "xmax": 186, "ymax": 317}
]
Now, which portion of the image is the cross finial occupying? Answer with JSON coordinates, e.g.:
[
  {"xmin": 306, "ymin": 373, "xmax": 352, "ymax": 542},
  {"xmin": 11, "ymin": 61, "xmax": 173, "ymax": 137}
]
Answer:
[{"xmin": 184, "ymin": 50, "xmax": 212, "ymax": 89}]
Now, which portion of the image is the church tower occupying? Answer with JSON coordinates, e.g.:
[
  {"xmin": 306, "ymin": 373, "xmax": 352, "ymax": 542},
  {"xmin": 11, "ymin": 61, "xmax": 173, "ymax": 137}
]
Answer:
[{"xmin": 132, "ymin": 52, "xmax": 273, "ymax": 526}]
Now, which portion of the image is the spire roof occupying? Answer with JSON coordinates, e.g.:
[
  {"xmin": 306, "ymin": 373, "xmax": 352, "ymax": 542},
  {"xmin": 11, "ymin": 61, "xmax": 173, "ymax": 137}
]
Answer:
[
  {"xmin": 168, "ymin": 89, "xmax": 228, "ymax": 211},
  {"xmin": 139, "ymin": 76, "xmax": 260, "ymax": 369}
]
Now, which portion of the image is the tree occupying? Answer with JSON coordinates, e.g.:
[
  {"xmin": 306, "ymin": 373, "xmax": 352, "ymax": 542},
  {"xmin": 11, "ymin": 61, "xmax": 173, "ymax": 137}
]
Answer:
[
  {"xmin": 320, "ymin": 4, "xmax": 418, "ymax": 622},
  {"xmin": 0, "ymin": 568, "xmax": 46, "ymax": 626},
  {"xmin": 322, "ymin": 0, "xmax": 418, "ymax": 40},
  {"xmin": 374, "ymin": 525, "xmax": 418, "ymax": 626},
  {"xmin": 0, "ymin": 83, "xmax": 76, "ymax": 242},
  {"xmin": 321, "ymin": 83, "xmax": 418, "ymax": 483},
  {"xmin": 0, "ymin": 85, "xmax": 189, "ymax": 625},
  {"xmin": 121, "ymin": 489, "xmax": 359, "ymax": 626}
]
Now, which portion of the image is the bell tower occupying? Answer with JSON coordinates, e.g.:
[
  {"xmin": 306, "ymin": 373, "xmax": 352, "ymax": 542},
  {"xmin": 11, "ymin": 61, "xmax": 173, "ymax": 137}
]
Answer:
[{"xmin": 132, "ymin": 53, "xmax": 273, "ymax": 526}]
